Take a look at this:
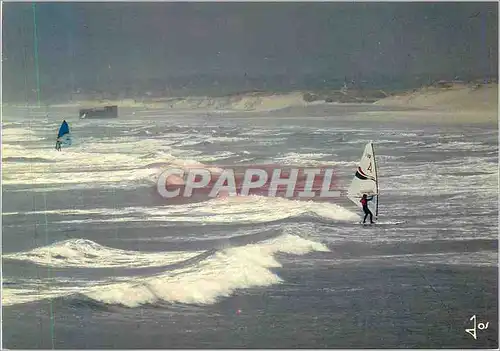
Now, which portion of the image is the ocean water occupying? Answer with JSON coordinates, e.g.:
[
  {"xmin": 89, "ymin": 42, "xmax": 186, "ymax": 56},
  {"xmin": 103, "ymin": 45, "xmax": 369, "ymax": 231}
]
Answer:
[{"xmin": 2, "ymin": 103, "xmax": 498, "ymax": 349}]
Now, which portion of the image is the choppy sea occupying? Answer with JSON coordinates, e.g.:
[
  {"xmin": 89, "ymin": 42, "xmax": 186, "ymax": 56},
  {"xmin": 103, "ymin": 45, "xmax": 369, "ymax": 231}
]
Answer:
[{"xmin": 2, "ymin": 104, "xmax": 498, "ymax": 348}]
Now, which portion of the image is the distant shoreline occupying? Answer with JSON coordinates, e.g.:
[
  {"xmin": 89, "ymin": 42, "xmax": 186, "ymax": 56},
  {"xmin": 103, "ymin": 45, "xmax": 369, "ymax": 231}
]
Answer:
[
  {"xmin": 3, "ymin": 81, "xmax": 497, "ymax": 125},
  {"xmin": 4, "ymin": 80, "xmax": 496, "ymax": 108},
  {"xmin": 2, "ymin": 89, "xmax": 389, "ymax": 109}
]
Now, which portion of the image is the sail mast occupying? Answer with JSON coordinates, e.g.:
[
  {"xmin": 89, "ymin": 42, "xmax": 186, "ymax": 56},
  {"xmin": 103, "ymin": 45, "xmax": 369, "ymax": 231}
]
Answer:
[{"xmin": 372, "ymin": 142, "xmax": 379, "ymax": 219}]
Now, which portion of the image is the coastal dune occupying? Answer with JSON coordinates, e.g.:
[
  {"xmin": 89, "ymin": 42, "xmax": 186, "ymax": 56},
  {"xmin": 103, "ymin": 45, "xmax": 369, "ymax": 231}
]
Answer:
[
  {"xmin": 374, "ymin": 82, "xmax": 497, "ymax": 112},
  {"xmin": 7, "ymin": 82, "xmax": 498, "ymax": 125},
  {"xmin": 45, "ymin": 92, "xmax": 308, "ymax": 112},
  {"xmin": 367, "ymin": 82, "xmax": 498, "ymax": 124},
  {"xmin": 229, "ymin": 91, "xmax": 307, "ymax": 111}
]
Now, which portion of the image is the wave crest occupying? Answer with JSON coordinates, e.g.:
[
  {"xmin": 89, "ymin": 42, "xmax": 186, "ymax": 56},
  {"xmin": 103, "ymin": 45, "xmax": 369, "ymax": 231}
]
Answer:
[
  {"xmin": 83, "ymin": 233, "xmax": 329, "ymax": 307},
  {"xmin": 3, "ymin": 238, "xmax": 202, "ymax": 268},
  {"xmin": 3, "ymin": 233, "xmax": 330, "ymax": 307}
]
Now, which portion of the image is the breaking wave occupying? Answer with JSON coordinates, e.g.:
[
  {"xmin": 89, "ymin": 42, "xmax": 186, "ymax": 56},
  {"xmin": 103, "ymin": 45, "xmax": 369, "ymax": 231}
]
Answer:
[
  {"xmin": 3, "ymin": 238, "xmax": 203, "ymax": 268},
  {"xmin": 3, "ymin": 196, "xmax": 360, "ymax": 225},
  {"xmin": 84, "ymin": 233, "xmax": 328, "ymax": 307},
  {"xmin": 3, "ymin": 233, "xmax": 329, "ymax": 307}
]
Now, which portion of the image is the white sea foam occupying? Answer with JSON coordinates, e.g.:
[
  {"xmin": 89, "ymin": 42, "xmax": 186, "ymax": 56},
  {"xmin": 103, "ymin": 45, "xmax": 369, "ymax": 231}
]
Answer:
[
  {"xmin": 2, "ymin": 233, "xmax": 329, "ymax": 307},
  {"xmin": 3, "ymin": 238, "xmax": 202, "ymax": 268},
  {"xmin": 83, "ymin": 233, "xmax": 329, "ymax": 307},
  {"xmin": 5, "ymin": 196, "xmax": 360, "ymax": 225},
  {"xmin": 271, "ymin": 152, "xmax": 332, "ymax": 165},
  {"xmin": 321, "ymin": 251, "xmax": 498, "ymax": 268}
]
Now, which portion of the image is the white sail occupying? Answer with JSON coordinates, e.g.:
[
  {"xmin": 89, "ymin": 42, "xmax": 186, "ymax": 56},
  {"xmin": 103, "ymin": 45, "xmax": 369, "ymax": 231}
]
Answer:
[{"xmin": 347, "ymin": 142, "xmax": 379, "ymax": 216}]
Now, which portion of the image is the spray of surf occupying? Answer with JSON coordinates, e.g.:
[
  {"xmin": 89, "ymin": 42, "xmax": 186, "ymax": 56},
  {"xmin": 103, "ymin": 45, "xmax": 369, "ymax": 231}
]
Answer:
[{"xmin": 3, "ymin": 232, "xmax": 330, "ymax": 307}]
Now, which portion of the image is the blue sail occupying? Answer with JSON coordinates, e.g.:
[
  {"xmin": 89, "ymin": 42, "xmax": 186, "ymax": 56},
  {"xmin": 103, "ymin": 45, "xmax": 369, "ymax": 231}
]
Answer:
[
  {"xmin": 57, "ymin": 120, "xmax": 70, "ymax": 138},
  {"xmin": 56, "ymin": 120, "xmax": 72, "ymax": 150}
]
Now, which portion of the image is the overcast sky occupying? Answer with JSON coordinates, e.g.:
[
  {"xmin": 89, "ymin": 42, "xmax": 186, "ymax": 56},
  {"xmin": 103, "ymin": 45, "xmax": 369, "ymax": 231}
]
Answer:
[{"xmin": 3, "ymin": 2, "xmax": 498, "ymax": 98}]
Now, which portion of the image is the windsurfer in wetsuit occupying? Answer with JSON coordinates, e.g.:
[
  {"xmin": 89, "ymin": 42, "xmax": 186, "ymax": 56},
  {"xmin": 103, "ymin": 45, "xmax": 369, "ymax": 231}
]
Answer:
[
  {"xmin": 360, "ymin": 194, "xmax": 374, "ymax": 224},
  {"xmin": 55, "ymin": 139, "xmax": 62, "ymax": 151}
]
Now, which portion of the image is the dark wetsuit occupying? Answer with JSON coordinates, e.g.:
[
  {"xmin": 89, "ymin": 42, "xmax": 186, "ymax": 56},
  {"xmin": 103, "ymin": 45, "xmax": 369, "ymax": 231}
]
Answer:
[{"xmin": 360, "ymin": 196, "xmax": 374, "ymax": 224}]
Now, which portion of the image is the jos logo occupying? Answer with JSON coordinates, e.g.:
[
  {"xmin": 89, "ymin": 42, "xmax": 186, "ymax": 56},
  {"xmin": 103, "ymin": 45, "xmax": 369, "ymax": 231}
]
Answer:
[{"xmin": 465, "ymin": 315, "xmax": 490, "ymax": 340}]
